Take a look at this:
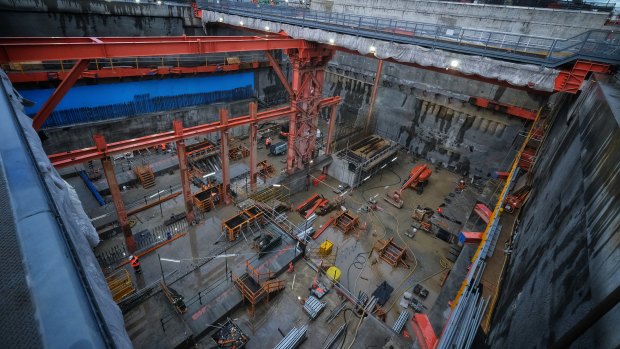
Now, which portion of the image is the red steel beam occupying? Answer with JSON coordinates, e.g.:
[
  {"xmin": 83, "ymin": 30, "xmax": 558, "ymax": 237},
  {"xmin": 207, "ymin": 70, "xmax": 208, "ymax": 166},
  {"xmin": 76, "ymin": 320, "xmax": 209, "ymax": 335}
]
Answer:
[
  {"xmin": 48, "ymin": 97, "xmax": 339, "ymax": 168},
  {"xmin": 173, "ymin": 119, "xmax": 195, "ymax": 224},
  {"xmin": 264, "ymin": 50, "xmax": 293, "ymax": 96},
  {"xmin": 219, "ymin": 108, "xmax": 231, "ymax": 205},
  {"xmin": 32, "ymin": 59, "xmax": 89, "ymax": 130},
  {"xmin": 100, "ymin": 154, "xmax": 136, "ymax": 253},
  {"xmin": 7, "ymin": 62, "xmax": 268, "ymax": 83},
  {"xmin": 469, "ymin": 97, "xmax": 537, "ymax": 120},
  {"xmin": 0, "ymin": 36, "xmax": 309, "ymax": 63}
]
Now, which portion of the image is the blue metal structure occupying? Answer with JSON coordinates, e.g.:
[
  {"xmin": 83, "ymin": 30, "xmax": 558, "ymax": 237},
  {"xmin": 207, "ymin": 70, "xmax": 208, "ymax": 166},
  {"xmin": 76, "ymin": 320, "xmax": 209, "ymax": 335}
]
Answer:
[
  {"xmin": 199, "ymin": 1, "xmax": 620, "ymax": 67},
  {"xmin": 79, "ymin": 170, "xmax": 106, "ymax": 206},
  {"xmin": 20, "ymin": 73, "xmax": 254, "ymax": 128}
]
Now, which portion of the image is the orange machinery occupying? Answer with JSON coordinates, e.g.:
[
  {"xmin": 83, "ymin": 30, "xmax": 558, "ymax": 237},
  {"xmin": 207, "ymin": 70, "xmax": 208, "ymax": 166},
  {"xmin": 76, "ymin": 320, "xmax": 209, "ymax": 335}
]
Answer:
[{"xmin": 384, "ymin": 164, "xmax": 432, "ymax": 208}]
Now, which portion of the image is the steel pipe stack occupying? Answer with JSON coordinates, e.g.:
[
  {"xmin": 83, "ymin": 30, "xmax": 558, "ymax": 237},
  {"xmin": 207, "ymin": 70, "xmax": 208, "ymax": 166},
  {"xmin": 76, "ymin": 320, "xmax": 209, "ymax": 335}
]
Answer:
[{"xmin": 274, "ymin": 325, "xmax": 308, "ymax": 349}]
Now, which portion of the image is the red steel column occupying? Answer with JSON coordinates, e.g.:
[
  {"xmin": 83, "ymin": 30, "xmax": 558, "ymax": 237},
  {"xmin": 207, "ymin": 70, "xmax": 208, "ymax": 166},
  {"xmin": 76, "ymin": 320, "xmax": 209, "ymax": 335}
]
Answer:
[
  {"xmin": 249, "ymin": 102, "xmax": 258, "ymax": 192},
  {"xmin": 365, "ymin": 59, "xmax": 384, "ymax": 134},
  {"xmin": 32, "ymin": 59, "xmax": 90, "ymax": 130},
  {"xmin": 287, "ymin": 55, "xmax": 301, "ymax": 173},
  {"xmin": 95, "ymin": 135, "xmax": 136, "ymax": 253},
  {"xmin": 323, "ymin": 104, "xmax": 338, "ymax": 174},
  {"xmin": 219, "ymin": 108, "xmax": 231, "ymax": 204},
  {"xmin": 173, "ymin": 120, "xmax": 195, "ymax": 224}
]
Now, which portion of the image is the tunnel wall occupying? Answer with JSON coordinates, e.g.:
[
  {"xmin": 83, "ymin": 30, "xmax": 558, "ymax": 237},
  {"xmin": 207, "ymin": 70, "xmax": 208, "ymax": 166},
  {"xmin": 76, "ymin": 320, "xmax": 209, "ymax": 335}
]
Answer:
[
  {"xmin": 488, "ymin": 76, "xmax": 620, "ymax": 348},
  {"xmin": 0, "ymin": 0, "xmax": 202, "ymax": 36},
  {"xmin": 310, "ymin": 0, "xmax": 609, "ymax": 38},
  {"xmin": 326, "ymin": 53, "xmax": 530, "ymax": 177}
]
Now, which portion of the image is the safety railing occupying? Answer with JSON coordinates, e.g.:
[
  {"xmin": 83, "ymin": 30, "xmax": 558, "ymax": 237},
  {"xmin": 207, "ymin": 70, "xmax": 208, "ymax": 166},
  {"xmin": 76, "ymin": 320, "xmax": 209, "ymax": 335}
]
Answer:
[
  {"xmin": 198, "ymin": 0, "xmax": 620, "ymax": 66},
  {"xmin": 2, "ymin": 51, "xmax": 269, "ymax": 74}
]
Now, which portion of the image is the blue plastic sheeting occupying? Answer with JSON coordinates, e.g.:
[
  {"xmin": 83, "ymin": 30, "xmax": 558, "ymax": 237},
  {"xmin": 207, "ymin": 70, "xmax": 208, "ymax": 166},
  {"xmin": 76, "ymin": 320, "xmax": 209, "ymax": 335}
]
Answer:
[
  {"xmin": 18, "ymin": 72, "xmax": 255, "ymax": 127},
  {"xmin": 41, "ymin": 87, "xmax": 252, "ymax": 127},
  {"xmin": 78, "ymin": 170, "xmax": 105, "ymax": 206}
]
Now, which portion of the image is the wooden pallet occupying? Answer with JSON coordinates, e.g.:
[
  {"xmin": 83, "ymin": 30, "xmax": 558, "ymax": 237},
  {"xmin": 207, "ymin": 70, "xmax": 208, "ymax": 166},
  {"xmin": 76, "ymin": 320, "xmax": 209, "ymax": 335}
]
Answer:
[
  {"xmin": 373, "ymin": 238, "xmax": 409, "ymax": 268},
  {"xmin": 134, "ymin": 165, "xmax": 155, "ymax": 189},
  {"xmin": 334, "ymin": 210, "xmax": 359, "ymax": 234},
  {"xmin": 257, "ymin": 160, "xmax": 275, "ymax": 179},
  {"xmin": 229, "ymin": 145, "xmax": 250, "ymax": 160}
]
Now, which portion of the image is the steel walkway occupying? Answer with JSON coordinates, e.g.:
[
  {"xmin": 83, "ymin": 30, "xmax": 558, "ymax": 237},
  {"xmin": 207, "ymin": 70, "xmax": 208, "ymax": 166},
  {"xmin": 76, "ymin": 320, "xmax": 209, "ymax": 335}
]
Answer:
[{"xmin": 198, "ymin": 1, "xmax": 620, "ymax": 67}]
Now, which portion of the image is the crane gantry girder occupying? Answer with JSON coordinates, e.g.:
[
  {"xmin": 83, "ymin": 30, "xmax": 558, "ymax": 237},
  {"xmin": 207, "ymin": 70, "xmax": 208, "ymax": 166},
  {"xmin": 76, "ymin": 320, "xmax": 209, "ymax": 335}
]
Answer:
[
  {"xmin": 0, "ymin": 36, "xmax": 310, "ymax": 62},
  {"xmin": 48, "ymin": 97, "xmax": 340, "ymax": 168}
]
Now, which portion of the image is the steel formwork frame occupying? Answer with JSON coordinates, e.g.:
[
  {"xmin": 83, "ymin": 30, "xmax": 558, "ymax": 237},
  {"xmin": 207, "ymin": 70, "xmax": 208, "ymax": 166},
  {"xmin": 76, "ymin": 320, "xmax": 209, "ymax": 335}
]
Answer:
[{"xmin": 0, "ymin": 36, "xmax": 341, "ymax": 255}]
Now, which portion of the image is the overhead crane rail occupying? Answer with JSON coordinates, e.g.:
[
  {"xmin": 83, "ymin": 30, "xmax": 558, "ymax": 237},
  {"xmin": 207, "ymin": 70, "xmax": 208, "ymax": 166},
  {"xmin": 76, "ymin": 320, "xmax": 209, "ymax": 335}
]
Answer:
[
  {"xmin": 199, "ymin": 1, "xmax": 620, "ymax": 67},
  {"xmin": 0, "ymin": 35, "xmax": 310, "ymax": 63}
]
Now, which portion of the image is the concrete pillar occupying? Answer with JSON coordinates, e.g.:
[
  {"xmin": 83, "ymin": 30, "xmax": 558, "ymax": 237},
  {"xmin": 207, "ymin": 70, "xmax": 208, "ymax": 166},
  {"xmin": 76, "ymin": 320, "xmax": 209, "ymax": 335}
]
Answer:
[
  {"xmin": 365, "ymin": 59, "xmax": 384, "ymax": 134},
  {"xmin": 323, "ymin": 104, "xmax": 338, "ymax": 174},
  {"xmin": 487, "ymin": 121, "xmax": 498, "ymax": 135},
  {"xmin": 472, "ymin": 116, "xmax": 483, "ymax": 130},
  {"xmin": 249, "ymin": 102, "xmax": 258, "ymax": 192},
  {"xmin": 479, "ymin": 119, "xmax": 489, "ymax": 133},
  {"xmin": 495, "ymin": 123, "xmax": 506, "ymax": 137}
]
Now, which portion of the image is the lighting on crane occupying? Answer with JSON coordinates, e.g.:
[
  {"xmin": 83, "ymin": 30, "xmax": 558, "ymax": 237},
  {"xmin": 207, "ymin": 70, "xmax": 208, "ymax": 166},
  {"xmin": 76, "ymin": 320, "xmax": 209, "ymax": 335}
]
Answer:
[
  {"xmin": 450, "ymin": 59, "xmax": 460, "ymax": 68},
  {"xmin": 328, "ymin": 38, "xmax": 335, "ymax": 45},
  {"xmin": 265, "ymin": 26, "xmax": 270, "ymax": 31},
  {"xmin": 240, "ymin": 21, "xmax": 244, "ymax": 26}
]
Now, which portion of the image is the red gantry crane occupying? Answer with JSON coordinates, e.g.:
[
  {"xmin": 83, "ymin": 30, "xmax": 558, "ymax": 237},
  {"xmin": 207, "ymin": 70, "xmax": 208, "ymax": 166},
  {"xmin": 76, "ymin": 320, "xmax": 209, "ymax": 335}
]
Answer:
[{"xmin": 384, "ymin": 164, "xmax": 432, "ymax": 208}]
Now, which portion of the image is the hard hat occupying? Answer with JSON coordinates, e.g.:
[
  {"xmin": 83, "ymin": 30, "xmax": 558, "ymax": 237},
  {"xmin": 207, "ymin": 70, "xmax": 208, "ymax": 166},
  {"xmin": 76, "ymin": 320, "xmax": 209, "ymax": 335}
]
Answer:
[{"xmin": 129, "ymin": 255, "xmax": 135, "ymax": 261}]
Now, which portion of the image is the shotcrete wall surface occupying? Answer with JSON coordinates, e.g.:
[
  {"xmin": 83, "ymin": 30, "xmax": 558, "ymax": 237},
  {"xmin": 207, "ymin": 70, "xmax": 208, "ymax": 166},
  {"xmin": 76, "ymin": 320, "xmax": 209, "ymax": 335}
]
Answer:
[
  {"xmin": 0, "ymin": 0, "xmax": 202, "ymax": 36},
  {"xmin": 310, "ymin": 0, "xmax": 608, "ymax": 38},
  {"xmin": 203, "ymin": 12, "xmax": 560, "ymax": 92},
  {"xmin": 324, "ymin": 57, "xmax": 526, "ymax": 177},
  {"xmin": 488, "ymin": 75, "xmax": 620, "ymax": 349}
]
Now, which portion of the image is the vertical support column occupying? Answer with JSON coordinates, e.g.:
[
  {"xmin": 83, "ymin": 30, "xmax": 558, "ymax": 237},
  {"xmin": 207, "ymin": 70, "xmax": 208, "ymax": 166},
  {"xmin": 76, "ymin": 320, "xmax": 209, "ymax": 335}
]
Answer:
[
  {"xmin": 219, "ymin": 108, "xmax": 231, "ymax": 204},
  {"xmin": 95, "ymin": 134, "xmax": 136, "ymax": 253},
  {"xmin": 287, "ymin": 56, "xmax": 301, "ymax": 173},
  {"xmin": 323, "ymin": 104, "xmax": 338, "ymax": 174},
  {"xmin": 173, "ymin": 120, "xmax": 195, "ymax": 224},
  {"xmin": 249, "ymin": 102, "xmax": 258, "ymax": 192},
  {"xmin": 365, "ymin": 59, "xmax": 384, "ymax": 134}
]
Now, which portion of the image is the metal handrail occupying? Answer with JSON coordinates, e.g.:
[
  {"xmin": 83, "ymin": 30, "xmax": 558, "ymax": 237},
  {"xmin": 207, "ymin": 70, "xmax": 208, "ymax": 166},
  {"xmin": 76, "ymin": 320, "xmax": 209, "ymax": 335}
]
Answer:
[{"xmin": 199, "ymin": 0, "xmax": 620, "ymax": 67}]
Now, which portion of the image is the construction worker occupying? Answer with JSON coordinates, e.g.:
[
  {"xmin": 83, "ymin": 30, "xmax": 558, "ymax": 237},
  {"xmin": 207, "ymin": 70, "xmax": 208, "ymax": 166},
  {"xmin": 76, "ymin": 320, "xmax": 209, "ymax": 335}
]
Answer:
[
  {"xmin": 129, "ymin": 255, "xmax": 142, "ymax": 274},
  {"xmin": 456, "ymin": 179, "xmax": 466, "ymax": 192},
  {"xmin": 265, "ymin": 137, "xmax": 272, "ymax": 148}
]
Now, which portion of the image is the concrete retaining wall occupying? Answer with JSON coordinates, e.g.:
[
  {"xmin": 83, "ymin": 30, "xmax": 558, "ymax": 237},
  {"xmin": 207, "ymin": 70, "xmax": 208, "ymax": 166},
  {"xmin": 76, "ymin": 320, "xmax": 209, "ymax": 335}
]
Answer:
[
  {"xmin": 310, "ymin": 0, "xmax": 609, "ymax": 38},
  {"xmin": 0, "ymin": 0, "xmax": 202, "ymax": 36},
  {"xmin": 42, "ymin": 99, "xmax": 252, "ymax": 155},
  {"xmin": 326, "ymin": 53, "xmax": 530, "ymax": 178},
  {"xmin": 488, "ymin": 76, "xmax": 620, "ymax": 348}
]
